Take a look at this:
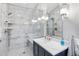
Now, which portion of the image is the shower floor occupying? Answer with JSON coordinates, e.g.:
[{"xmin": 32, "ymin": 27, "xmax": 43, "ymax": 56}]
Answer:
[{"xmin": 7, "ymin": 46, "xmax": 33, "ymax": 56}]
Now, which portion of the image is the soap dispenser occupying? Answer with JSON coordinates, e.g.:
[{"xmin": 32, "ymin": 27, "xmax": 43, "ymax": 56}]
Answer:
[{"xmin": 60, "ymin": 39, "xmax": 64, "ymax": 46}]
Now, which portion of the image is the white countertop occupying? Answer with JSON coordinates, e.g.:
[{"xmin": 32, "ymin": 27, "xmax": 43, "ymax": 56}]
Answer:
[{"xmin": 33, "ymin": 37, "xmax": 68, "ymax": 55}]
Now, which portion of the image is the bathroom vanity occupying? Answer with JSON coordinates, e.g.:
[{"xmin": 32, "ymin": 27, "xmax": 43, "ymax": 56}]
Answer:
[{"xmin": 33, "ymin": 37, "xmax": 68, "ymax": 56}]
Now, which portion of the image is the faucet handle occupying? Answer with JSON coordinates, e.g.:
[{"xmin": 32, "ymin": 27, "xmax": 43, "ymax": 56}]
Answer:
[{"xmin": 45, "ymin": 35, "xmax": 51, "ymax": 40}]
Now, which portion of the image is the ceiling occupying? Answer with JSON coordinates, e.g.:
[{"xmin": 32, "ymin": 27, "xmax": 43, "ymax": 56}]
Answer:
[
  {"xmin": 8, "ymin": 3, "xmax": 59, "ymax": 17},
  {"xmin": 7, "ymin": 3, "xmax": 60, "ymax": 23},
  {"xmin": 9, "ymin": 3, "xmax": 59, "ymax": 13}
]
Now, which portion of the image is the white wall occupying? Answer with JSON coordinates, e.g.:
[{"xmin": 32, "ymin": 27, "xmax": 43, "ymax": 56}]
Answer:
[
  {"xmin": 0, "ymin": 3, "xmax": 8, "ymax": 56},
  {"xmin": 63, "ymin": 18, "xmax": 78, "ymax": 42},
  {"xmin": 69, "ymin": 4, "xmax": 79, "ymax": 38},
  {"xmin": 63, "ymin": 4, "xmax": 79, "ymax": 55}
]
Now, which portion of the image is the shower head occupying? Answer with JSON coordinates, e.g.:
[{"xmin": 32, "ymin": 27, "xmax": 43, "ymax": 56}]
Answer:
[{"xmin": 8, "ymin": 12, "xmax": 12, "ymax": 16}]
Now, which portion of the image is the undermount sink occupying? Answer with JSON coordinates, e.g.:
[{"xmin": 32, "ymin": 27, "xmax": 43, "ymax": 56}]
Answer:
[{"xmin": 33, "ymin": 37, "xmax": 50, "ymax": 47}]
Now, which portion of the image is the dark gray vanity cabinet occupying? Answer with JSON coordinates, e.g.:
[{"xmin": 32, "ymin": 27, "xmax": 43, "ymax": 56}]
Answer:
[
  {"xmin": 38, "ymin": 45, "xmax": 45, "ymax": 56},
  {"xmin": 33, "ymin": 41, "xmax": 52, "ymax": 56},
  {"xmin": 33, "ymin": 41, "xmax": 68, "ymax": 56},
  {"xmin": 33, "ymin": 41, "xmax": 44, "ymax": 56},
  {"xmin": 44, "ymin": 50, "xmax": 52, "ymax": 56},
  {"xmin": 55, "ymin": 49, "xmax": 68, "ymax": 56},
  {"xmin": 33, "ymin": 41, "xmax": 39, "ymax": 56}
]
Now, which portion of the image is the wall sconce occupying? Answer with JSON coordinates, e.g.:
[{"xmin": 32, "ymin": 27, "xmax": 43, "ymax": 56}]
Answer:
[{"xmin": 60, "ymin": 8, "xmax": 69, "ymax": 18}]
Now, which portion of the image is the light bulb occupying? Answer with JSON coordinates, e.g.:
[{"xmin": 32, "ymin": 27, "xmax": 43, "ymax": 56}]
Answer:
[
  {"xmin": 38, "ymin": 18, "xmax": 41, "ymax": 21},
  {"xmin": 41, "ymin": 16, "xmax": 45, "ymax": 19},
  {"xmin": 45, "ymin": 17, "xmax": 48, "ymax": 20},
  {"xmin": 41, "ymin": 16, "xmax": 49, "ymax": 21},
  {"xmin": 60, "ymin": 8, "xmax": 69, "ymax": 15},
  {"xmin": 32, "ymin": 19, "xmax": 37, "ymax": 23}
]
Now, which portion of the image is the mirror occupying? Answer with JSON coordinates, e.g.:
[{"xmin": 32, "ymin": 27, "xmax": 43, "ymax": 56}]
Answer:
[{"xmin": 46, "ymin": 8, "xmax": 63, "ymax": 39}]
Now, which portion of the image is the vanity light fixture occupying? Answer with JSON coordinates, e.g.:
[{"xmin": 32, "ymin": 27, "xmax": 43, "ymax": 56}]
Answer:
[
  {"xmin": 41, "ymin": 16, "xmax": 49, "ymax": 21},
  {"xmin": 44, "ymin": 16, "xmax": 48, "ymax": 20},
  {"xmin": 32, "ymin": 19, "xmax": 37, "ymax": 23},
  {"xmin": 37, "ymin": 16, "xmax": 49, "ymax": 21},
  {"xmin": 60, "ymin": 8, "xmax": 69, "ymax": 18},
  {"xmin": 41, "ymin": 16, "xmax": 45, "ymax": 19},
  {"xmin": 38, "ymin": 18, "xmax": 41, "ymax": 21}
]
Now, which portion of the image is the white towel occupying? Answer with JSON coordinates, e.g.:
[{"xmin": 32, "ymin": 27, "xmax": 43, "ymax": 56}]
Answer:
[
  {"xmin": 71, "ymin": 36, "xmax": 75, "ymax": 56},
  {"xmin": 68, "ymin": 36, "xmax": 75, "ymax": 56},
  {"xmin": 74, "ymin": 38, "xmax": 79, "ymax": 56}
]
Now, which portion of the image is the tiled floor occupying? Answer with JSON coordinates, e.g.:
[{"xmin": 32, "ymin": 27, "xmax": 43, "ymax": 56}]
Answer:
[{"xmin": 7, "ymin": 46, "xmax": 33, "ymax": 56}]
